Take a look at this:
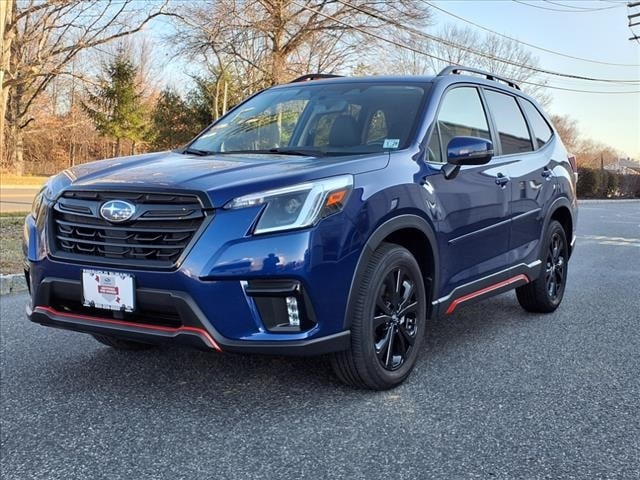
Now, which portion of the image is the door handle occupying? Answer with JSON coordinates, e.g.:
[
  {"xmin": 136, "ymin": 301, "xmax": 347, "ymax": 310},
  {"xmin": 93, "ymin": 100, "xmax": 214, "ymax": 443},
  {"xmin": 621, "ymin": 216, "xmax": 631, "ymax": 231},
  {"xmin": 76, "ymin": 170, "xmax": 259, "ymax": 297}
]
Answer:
[
  {"xmin": 541, "ymin": 167, "xmax": 552, "ymax": 178},
  {"xmin": 495, "ymin": 173, "xmax": 510, "ymax": 187}
]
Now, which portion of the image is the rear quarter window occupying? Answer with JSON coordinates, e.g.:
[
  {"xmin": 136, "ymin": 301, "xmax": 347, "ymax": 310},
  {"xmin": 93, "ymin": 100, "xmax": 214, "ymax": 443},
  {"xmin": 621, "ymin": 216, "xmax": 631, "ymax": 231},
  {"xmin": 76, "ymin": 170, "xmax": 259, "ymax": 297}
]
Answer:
[{"xmin": 521, "ymin": 100, "xmax": 554, "ymax": 148}]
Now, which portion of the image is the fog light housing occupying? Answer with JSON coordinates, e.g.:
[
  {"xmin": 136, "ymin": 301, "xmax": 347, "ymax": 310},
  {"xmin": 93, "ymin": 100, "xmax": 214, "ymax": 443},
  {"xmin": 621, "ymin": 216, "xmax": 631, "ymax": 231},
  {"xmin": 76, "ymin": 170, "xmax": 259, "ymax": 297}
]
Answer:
[{"xmin": 245, "ymin": 280, "xmax": 316, "ymax": 332}]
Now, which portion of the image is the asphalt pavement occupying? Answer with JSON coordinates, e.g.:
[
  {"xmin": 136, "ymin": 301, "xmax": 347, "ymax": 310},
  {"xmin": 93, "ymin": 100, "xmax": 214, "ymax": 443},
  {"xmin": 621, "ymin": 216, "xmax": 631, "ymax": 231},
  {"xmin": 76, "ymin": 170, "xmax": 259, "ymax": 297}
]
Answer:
[{"xmin": 1, "ymin": 201, "xmax": 639, "ymax": 479}]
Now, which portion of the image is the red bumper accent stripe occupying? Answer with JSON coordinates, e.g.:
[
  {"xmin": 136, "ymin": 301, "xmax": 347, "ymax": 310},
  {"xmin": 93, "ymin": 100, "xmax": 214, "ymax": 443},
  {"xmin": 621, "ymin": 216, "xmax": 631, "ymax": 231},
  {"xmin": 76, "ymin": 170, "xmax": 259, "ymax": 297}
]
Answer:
[
  {"xmin": 445, "ymin": 274, "xmax": 530, "ymax": 315},
  {"xmin": 35, "ymin": 306, "xmax": 223, "ymax": 352}
]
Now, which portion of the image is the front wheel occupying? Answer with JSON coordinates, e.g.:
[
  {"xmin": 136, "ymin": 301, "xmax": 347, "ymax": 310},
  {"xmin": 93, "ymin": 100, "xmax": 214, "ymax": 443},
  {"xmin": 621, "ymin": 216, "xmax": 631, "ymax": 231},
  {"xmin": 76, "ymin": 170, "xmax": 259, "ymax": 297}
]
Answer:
[
  {"xmin": 331, "ymin": 243, "xmax": 427, "ymax": 390},
  {"xmin": 516, "ymin": 220, "xmax": 569, "ymax": 313}
]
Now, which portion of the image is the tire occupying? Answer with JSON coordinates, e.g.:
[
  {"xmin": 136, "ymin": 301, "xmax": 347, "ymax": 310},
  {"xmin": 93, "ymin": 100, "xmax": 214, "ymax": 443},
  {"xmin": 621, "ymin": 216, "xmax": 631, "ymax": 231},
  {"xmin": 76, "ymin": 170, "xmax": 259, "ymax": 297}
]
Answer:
[
  {"xmin": 331, "ymin": 243, "xmax": 427, "ymax": 390},
  {"xmin": 92, "ymin": 334, "xmax": 156, "ymax": 351},
  {"xmin": 516, "ymin": 220, "xmax": 569, "ymax": 313}
]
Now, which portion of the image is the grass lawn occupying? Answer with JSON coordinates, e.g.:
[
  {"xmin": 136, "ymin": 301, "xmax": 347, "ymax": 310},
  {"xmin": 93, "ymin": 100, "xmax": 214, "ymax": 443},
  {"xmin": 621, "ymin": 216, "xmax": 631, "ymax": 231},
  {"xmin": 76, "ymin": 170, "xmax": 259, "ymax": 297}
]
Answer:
[
  {"xmin": 0, "ymin": 173, "xmax": 48, "ymax": 186},
  {"xmin": 0, "ymin": 216, "xmax": 25, "ymax": 274}
]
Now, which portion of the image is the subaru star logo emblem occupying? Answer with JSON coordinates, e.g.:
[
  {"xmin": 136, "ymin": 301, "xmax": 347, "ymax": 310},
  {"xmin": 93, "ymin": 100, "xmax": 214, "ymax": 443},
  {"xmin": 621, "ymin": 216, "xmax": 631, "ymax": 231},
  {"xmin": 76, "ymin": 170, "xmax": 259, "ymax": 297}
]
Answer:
[{"xmin": 100, "ymin": 200, "xmax": 136, "ymax": 223}]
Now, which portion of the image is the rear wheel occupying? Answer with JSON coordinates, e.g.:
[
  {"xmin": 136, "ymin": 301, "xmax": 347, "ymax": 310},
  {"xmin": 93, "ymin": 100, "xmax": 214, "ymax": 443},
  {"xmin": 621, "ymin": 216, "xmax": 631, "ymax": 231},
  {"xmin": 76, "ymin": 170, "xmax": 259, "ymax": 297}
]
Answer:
[
  {"xmin": 92, "ymin": 334, "xmax": 156, "ymax": 351},
  {"xmin": 516, "ymin": 220, "xmax": 568, "ymax": 313},
  {"xmin": 331, "ymin": 243, "xmax": 427, "ymax": 390}
]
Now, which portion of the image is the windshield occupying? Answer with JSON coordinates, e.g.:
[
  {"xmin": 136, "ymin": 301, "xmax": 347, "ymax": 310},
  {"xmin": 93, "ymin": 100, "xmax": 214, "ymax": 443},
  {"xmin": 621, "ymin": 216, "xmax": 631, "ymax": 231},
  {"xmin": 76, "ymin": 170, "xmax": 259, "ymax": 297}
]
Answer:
[{"xmin": 188, "ymin": 82, "xmax": 429, "ymax": 156}]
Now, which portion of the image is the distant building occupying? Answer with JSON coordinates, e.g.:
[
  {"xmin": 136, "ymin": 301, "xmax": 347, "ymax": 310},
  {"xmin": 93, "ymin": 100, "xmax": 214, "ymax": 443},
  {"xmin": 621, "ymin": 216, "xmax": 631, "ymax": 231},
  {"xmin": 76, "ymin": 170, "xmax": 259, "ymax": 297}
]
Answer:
[{"xmin": 604, "ymin": 158, "xmax": 640, "ymax": 175}]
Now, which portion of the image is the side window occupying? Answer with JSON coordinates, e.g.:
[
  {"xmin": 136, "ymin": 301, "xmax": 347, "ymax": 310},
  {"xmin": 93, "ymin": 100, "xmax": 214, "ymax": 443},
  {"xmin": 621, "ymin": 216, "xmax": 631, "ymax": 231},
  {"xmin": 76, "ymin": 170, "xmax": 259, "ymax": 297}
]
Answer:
[
  {"xmin": 484, "ymin": 90, "xmax": 533, "ymax": 155},
  {"xmin": 436, "ymin": 87, "xmax": 491, "ymax": 158},
  {"xmin": 521, "ymin": 100, "xmax": 553, "ymax": 148}
]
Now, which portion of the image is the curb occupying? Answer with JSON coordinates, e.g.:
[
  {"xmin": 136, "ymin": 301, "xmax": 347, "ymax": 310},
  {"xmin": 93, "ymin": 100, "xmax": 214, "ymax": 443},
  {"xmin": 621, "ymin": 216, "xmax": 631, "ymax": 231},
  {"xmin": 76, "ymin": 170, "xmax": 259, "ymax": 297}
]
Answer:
[
  {"xmin": 578, "ymin": 199, "xmax": 640, "ymax": 204},
  {"xmin": 0, "ymin": 274, "xmax": 27, "ymax": 295}
]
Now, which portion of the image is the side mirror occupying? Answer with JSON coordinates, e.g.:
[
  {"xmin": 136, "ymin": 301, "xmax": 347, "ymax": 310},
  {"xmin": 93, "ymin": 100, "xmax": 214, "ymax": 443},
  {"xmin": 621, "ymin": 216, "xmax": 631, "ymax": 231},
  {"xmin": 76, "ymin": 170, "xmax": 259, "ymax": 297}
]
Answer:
[{"xmin": 442, "ymin": 136, "xmax": 494, "ymax": 180}]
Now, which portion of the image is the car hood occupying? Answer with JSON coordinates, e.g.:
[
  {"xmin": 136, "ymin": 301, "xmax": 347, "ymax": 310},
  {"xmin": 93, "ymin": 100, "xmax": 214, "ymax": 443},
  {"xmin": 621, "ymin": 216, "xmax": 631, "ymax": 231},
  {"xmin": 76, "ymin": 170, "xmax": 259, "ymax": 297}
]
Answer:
[{"xmin": 61, "ymin": 150, "xmax": 389, "ymax": 207}]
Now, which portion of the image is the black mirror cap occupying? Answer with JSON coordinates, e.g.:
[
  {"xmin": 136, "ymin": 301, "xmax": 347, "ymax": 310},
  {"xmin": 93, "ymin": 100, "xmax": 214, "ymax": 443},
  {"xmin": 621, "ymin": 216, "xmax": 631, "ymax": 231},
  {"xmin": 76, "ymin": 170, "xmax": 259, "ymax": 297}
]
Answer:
[{"xmin": 447, "ymin": 136, "xmax": 494, "ymax": 166}]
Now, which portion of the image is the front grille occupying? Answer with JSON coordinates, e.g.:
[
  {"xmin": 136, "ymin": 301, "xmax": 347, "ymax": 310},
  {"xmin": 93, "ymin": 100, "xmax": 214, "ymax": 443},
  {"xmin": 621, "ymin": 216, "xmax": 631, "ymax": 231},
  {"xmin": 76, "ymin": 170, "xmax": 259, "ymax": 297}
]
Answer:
[{"xmin": 50, "ymin": 190, "xmax": 207, "ymax": 269}]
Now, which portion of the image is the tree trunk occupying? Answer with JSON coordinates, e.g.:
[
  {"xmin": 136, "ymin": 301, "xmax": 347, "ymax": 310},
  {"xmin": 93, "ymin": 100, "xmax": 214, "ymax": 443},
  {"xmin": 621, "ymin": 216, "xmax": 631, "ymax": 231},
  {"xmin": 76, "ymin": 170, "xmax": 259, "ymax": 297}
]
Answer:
[
  {"xmin": 116, "ymin": 137, "xmax": 122, "ymax": 157},
  {"xmin": 1, "ymin": 0, "xmax": 15, "ymax": 167},
  {"xmin": 9, "ymin": 78, "xmax": 25, "ymax": 175},
  {"xmin": 13, "ymin": 124, "xmax": 23, "ymax": 175},
  {"xmin": 271, "ymin": 49, "xmax": 286, "ymax": 85},
  {"xmin": 270, "ymin": 1, "xmax": 286, "ymax": 85}
]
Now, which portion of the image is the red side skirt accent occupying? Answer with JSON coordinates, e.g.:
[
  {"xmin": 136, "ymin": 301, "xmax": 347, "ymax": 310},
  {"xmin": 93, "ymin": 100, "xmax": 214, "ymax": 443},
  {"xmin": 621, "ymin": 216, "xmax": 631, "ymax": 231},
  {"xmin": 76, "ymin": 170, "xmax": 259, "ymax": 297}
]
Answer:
[
  {"xmin": 35, "ymin": 306, "xmax": 222, "ymax": 352},
  {"xmin": 445, "ymin": 274, "xmax": 530, "ymax": 315}
]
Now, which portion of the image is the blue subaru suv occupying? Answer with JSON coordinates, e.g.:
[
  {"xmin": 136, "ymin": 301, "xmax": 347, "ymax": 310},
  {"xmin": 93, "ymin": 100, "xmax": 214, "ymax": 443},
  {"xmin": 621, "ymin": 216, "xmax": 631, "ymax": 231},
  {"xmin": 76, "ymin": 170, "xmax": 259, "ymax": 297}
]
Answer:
[{"xmin": 24, "ymin": 67, "xmax": 577, "ymax": 389}]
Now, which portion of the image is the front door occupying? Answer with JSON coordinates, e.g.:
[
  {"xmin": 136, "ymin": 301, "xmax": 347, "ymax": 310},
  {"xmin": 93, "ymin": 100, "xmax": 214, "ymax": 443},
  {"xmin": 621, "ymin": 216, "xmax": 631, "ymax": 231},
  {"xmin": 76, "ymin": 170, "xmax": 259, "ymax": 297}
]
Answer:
[{"xmin": 426, "ymin": 86, "xmax": 512, "ymax": 297}]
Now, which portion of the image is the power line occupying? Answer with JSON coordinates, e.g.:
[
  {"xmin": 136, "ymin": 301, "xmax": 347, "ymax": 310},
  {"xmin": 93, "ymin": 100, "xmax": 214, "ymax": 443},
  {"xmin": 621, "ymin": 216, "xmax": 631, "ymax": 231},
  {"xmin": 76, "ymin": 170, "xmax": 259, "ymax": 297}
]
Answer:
[
  {"xmin": 335, "ymin": 0, "xmax": 640, "ymax": 84},
  {"xmin": 289, "ymin": 0, "xmax": 640, "ymax": 95},
  {"xmin": 544, "ymin": 0, "xmax": 618, "ymax": 10},
  {"xmin": 424, "ymin": 1, "xmax": 639, "ymax": 67},
  {"xmin": 513, "ymin": 0, "xmax": 621, "ymax": 12},
  {"xmin": 543, "ymin": 0, "xmax": 623, "ymax": 11}
]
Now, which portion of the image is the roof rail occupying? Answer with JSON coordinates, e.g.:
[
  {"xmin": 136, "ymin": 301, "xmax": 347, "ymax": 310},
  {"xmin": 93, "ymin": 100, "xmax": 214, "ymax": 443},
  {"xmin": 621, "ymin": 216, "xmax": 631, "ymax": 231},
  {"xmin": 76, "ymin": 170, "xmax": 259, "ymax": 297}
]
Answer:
[
  {"xmin": 289, "ymin": 74, "xmax": 343, "ymax": 83},
  {"xmin": 437, "ymin": 66, "xmax": 521, "ymax": 90}
]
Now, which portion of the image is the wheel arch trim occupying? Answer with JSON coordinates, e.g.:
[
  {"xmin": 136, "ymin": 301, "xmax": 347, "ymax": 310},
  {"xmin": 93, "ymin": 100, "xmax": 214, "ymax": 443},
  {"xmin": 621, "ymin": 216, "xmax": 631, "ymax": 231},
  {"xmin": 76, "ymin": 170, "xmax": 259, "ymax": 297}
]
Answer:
[
  {"xmin": 342, "ymin": 214, "xmax": 439, "ymax": 329},
  {"xmin": 542, "ymin": 196, "xmax": 576, "ymax": 259}
]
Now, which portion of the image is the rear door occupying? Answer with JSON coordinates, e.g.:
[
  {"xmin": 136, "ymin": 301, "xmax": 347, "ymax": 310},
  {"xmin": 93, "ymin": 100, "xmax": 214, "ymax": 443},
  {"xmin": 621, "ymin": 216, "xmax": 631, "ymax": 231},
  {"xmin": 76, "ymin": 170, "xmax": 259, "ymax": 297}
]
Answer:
[
  {"xmin": 483, "ymin": 90, "xmax": 556, "ymax": 264},
  {"xmin": 427, "ymin": 86, "xmax": 512, "ymax": 294}
]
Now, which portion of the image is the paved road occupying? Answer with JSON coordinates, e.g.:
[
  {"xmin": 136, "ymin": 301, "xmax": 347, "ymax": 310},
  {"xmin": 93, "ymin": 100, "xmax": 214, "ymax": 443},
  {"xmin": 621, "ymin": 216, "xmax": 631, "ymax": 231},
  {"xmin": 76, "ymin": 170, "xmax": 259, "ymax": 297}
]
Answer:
[
  {"xmin": 1, "ymin": 202, "xmax": 639, "ymax": 479},
  {"xmin": 0, "ymin": 186, "xmax": 41, "ymax": 213}
]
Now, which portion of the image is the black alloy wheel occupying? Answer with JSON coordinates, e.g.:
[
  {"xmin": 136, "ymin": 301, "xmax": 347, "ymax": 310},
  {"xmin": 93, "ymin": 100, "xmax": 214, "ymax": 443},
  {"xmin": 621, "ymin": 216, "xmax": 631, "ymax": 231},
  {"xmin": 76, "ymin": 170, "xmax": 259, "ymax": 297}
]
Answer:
[
  {"xmin": 545, "ymin": 230, "xmax": 566, "ymax": 301},
  {"xmin": 373, "ymin": 267, "xmax": 419, "ymax": 371},
  {"xmin": 331, "ymin": 243, "xmax": 427, "ymax": 390},
  {"xmin": 516, "ymin": 220, "xmax": 569, "ymax": 313}
]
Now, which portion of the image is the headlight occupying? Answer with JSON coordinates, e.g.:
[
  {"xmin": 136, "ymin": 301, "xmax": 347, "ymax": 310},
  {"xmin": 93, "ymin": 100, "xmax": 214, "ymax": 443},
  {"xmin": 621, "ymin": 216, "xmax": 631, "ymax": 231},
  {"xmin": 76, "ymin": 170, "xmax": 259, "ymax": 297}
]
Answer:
[
  {"xmin": 30, "ymin": 171, "xmax": 72, "ymax": 220},
  {"xmin": 30, "ymin": 189, "xmax": 45, "ymax": 220},
  {"xmin": 225, "ymin": 175, "xmax": 353, "ymax": 234}
]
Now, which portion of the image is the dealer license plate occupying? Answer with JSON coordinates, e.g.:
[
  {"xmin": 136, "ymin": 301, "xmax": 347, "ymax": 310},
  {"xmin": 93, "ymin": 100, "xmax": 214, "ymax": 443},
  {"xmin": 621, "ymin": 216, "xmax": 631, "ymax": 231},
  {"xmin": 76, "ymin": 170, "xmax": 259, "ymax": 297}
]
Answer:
[{"xmin": 82, "ymin": 269, "xmax": 135, "ymax": 312}]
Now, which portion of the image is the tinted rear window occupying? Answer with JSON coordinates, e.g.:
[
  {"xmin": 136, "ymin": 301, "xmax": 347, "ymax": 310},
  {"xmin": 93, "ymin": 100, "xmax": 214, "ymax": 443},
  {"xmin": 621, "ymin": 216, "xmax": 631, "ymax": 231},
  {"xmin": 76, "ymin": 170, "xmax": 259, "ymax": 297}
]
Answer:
[{"xmin": 485, "ymin": 90, "xmax": 533, "ymax": 155}]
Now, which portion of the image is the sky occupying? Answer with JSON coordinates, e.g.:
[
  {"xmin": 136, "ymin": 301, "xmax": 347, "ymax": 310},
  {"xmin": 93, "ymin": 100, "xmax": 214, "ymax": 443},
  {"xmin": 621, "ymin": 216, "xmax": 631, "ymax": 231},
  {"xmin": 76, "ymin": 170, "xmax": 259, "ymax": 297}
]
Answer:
[
  {"xmin": 147, "ymin": 0, "xmax": 640, "ymax": 159},
  {"xmin": 427, "ymin": 0, "xmax": 640, "ymax": 159}
]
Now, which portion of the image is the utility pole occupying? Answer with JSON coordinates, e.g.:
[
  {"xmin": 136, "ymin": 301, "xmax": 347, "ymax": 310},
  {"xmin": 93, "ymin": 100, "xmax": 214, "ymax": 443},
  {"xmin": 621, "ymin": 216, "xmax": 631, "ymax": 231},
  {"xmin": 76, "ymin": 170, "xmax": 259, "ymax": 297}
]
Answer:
[{"xmin": 629, "ymin": 2, "xmax": 640, "ymax": 42}]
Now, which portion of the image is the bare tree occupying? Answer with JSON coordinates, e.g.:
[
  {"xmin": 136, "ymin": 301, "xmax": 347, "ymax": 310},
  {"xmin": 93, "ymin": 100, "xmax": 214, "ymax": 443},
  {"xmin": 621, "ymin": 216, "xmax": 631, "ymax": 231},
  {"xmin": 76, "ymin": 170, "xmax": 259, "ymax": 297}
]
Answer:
[
  {"xmin": 1, "ymin": 0, "xmax": 172, "ymax": 174},
  {"xmin": 171, "ymin": 0, "xmax": 431, "ymax": 92},
  {"xmin": 550, "ymin": 114, "xmax": 580, "ymax": 154},
  {"xmin": 388, "ymin": 24, "xmax": 550, "ymax": 105}
]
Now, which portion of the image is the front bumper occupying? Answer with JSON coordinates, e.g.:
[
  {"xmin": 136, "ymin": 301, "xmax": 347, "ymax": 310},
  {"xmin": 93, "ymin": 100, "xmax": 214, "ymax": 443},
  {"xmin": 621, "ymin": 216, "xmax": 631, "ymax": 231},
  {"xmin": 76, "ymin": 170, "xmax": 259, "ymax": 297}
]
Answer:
[
  {"xmin": 23, "ymin": 203, "xmax": 359, "ymax": 355},
  {"xmin": 27, "ymin": 300, "xmax": 350, "ymax": 356}
]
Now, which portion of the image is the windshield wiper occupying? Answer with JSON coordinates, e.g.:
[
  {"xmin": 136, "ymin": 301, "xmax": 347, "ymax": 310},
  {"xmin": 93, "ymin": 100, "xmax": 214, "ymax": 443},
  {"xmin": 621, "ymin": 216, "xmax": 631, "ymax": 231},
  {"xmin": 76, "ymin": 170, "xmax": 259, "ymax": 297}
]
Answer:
[
  {"xmin": 220, "ymin": 148, "xmax": 327, "ymax": 157},
  {"xmin": 182, "ymin": 147, "xmax": 214, "ymax": 156}
]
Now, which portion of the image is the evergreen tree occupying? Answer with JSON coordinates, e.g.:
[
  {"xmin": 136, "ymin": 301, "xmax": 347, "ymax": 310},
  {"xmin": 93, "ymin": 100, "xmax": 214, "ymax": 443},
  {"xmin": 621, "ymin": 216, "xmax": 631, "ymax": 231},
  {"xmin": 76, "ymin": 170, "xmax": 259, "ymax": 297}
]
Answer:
[
  {"xmin": 84, "ymin": 51, "xmax": 148, "ymax": 156},
  {"xmin": 151, "ymin": 89, "xmax": 194, "ymax": 151}
]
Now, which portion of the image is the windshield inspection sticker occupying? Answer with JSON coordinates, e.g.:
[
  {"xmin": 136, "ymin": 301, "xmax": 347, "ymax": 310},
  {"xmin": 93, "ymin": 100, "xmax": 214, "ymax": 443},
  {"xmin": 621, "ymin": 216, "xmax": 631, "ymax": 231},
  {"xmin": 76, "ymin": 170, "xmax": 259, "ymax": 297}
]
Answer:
[{"xmin": 383, "ymin": 138, "xmax": 400, "ymax": 149}]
